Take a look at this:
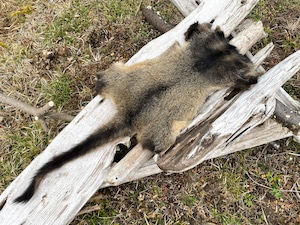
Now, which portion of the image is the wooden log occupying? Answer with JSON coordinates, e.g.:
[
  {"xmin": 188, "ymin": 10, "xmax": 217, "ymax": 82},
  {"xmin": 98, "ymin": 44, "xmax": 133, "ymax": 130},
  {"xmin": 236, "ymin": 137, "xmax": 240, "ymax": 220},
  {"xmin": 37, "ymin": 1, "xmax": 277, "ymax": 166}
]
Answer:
[
  {"xmin": 169, "ymin": 0, "xmax": 199, "ymax": 16},
  {"xmin": 105, "ymin": 144, "xmax": 154, "ymax": 186},
  {"xmin": 1, "ymin": 0, "xmax": 299, "ymax": 224},
  {"xmin": 141, "ymin": 7, "xmax": 174, "ymax": 33},
  {"xmin": 229, "ymin": 21, "xmax": 266, "ymax": 54}
]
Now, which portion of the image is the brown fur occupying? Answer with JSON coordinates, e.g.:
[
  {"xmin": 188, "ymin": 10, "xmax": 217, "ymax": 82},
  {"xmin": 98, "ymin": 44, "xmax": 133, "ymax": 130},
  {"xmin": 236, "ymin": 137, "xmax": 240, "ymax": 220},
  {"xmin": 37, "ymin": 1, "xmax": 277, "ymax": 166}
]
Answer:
[{"xmin": 15, "ymin": 22, "xmax": 258, "ymax": 203}]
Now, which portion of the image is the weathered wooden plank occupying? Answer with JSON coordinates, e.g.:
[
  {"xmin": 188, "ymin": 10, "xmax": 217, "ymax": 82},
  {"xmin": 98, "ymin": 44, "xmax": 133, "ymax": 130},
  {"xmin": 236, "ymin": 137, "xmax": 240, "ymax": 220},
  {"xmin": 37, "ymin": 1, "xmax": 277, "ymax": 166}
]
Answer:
[
  {"xmin": 1, "ymin": 0, "xmax": 299, "ymax": 224},
  {"xmin": 208, "ymin": 117, "xmax": 294, "ymax": 158},
  {"xmin": 169, "ymin": 0, "xmax": 199, "ymax": 16},
  {"xmin": 230, "ymin": 21, "xmax": 266, "ymax": 54}
]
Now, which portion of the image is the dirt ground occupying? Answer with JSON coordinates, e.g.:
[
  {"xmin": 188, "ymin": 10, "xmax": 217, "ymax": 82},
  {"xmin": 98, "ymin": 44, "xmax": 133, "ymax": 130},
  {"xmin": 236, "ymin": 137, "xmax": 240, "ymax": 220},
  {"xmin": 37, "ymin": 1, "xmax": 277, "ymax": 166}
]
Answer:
[{"xmin": 0, "ymin": 0, "xmax": 299, "ymax": 224}]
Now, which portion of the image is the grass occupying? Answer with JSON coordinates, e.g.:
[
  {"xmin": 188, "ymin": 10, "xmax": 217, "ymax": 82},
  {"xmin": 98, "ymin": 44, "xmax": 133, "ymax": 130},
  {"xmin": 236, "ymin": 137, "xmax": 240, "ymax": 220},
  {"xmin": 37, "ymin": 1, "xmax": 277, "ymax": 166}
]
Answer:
[
  {"xmin": 0, "ymin": 0, "xmax": 299, "ymax": 224},
  {"xmin": 9, "ymin": 5, "xmax": 33, "ymax": 18},
  {"xmin": 101, "ymin": 0, "xmax": 142, "ymax": 22},
  {"xmin": 250, "ymin": 0, "xmax": 300, "ymax": 55},
  {"xmin": 42, "ymin": 73, "xmax": 74, "ymax": 107},
  {"xmin": 211, "ymin": 208, "xmax": 242, "ymax": 225},
  {"xmin": 43, "ymin": 0, "xmax": 92, "ymax": 45},
  {"xmin": 181, "ymin": 193, "xmax": 197, "ymax": 208},
  {"xmin": 0, "ymin": 122, "xmax": 50, "ymax": 190},
  {"xmin": 76, "ymin": 199, "xmax": 117, "ymax": 225}
]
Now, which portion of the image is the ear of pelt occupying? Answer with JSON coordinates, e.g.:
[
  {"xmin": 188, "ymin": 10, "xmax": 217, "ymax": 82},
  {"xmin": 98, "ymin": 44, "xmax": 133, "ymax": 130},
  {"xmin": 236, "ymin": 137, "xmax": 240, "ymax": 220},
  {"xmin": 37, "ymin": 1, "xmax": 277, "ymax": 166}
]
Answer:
[
  {"xmin": 184, "ymin": 22, "xmax": 216, "ymax": 41},
  {"xmin": 215, "ymin": 26, "xmax": 225, "ymax": 38},
  {"xmin": 95, "ymin": 72, "xmax": 106, "ymax": 93},
  {"xmin": 184, "ymin": 22, "xmax": 199, "ymax": 41}
]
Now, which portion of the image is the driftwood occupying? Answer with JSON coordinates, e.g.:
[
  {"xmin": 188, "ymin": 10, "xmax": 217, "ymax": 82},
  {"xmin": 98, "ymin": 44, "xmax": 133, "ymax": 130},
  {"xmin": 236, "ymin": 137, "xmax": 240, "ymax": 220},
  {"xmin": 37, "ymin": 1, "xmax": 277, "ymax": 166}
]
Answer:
[{"xmin": 1, "ymin": 0, "xmax": 300, "ymax": 224}]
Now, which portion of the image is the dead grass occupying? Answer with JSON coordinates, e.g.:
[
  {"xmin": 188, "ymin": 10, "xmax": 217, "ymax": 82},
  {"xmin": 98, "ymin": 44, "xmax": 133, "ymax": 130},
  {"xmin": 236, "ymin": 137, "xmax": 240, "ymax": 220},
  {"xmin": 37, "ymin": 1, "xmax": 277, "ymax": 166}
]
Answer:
[{"xmin": 0, "ymin": 0, "xmax": 299, "ymax": 224}]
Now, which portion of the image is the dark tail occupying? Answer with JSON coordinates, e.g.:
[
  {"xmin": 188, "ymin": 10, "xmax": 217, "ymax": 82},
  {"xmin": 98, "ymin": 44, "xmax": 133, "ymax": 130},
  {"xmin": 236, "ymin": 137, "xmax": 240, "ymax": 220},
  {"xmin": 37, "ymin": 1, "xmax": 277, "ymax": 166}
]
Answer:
[{"xmin": 14, "ymin": 121, "xmax": 129, "ymax": 203}]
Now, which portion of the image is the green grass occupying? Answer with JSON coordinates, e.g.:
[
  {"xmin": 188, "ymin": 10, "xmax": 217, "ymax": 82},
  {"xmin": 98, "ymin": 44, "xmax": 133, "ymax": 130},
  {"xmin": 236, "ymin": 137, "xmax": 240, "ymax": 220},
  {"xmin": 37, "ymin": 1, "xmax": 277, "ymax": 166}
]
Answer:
[
  {"xmin": 257, "ymin": 164, "xmax": 284, "ymax": 199},
  {"xmin": 76, "ymin": 199, "xmax": 117, "ymax": 225},
  {"xmin": 244, "ymin": 193, "xmax": 256, "ymax": 207},
  {"xmin": 0, "ymin": 122, "xmax": 50, "ymax": 189},
  {"xmin": 8, "ymin": 4, "xmax": 33, "ymax": 24},
  {"xmin": 265, "ymin": 172, "xmax": 283, "ymax": 199},
  {"xmin": 42, "ymin": 73, "xmax": 73, "ymax": 107},
  {"xmin": 211, "ymin": 208, "xmax": 242, "ymax": 225},
  {"xmin": 249, "ymin": 0, "xmax": 268, "ymax": 22},
  {"xmin": 222, "ymin": 168, "xmax": 258, "ymax": 208},
  {"xmin": 102, "ymin": 0, "xmax": 141, "ymax": 22},
  {"xmin": 44, "ymin": 0, "xmax": 92, "ymax": 45},
  {"xmin": 181, "ymin": 193, "xmax": 197, "ymax": 208},
  {"xmin": 9, "ymin": 5, "xmax": 33, "ymax": 17},
  {"xmin": 282, "ymin": 36, "xmax": 299, "ymax": 52},
  {"xmin": 250, "ymin": 0, "xmax": 300, "ymax": 53}
]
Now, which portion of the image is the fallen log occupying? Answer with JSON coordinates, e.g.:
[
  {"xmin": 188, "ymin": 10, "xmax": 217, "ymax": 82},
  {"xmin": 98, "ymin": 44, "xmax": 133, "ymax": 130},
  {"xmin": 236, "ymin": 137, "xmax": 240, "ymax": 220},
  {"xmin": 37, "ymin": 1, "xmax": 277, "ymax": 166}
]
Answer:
[{"xmin": 1, "ymin": 0, "xmax": 300, "ymax": 224}]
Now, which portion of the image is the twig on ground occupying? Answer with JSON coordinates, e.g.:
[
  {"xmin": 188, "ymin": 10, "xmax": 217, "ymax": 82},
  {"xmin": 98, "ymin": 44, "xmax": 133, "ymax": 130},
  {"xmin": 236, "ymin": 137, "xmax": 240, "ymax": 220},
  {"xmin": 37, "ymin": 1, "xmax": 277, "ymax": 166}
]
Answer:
[
  {"xmin": 0, "ymin": 92, "xmax": 74, "ymax": 131},
  {"xmin": 142, "ymin": 6, "xmax": 174, "ymax": 33},
  {"xmin": 260, "ymin": 206, "xmax": 269, "ymax": 225},
  {"xmin": 246, "ymin": 171, "xmax": 300, "ymax": 194},
  {"xmin": 77, "ymin": 205, "xmax": 102, "ymax": 216}
]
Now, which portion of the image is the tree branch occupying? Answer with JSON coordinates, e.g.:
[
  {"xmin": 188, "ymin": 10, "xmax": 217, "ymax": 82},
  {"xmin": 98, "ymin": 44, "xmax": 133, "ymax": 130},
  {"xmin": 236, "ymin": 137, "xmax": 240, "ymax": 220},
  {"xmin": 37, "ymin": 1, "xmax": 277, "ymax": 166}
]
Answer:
[
  {"xmin": 0, "ymin": 93, "xmax": 74, "ymax": 131},
  {"xmin": 274, "ymin": 99, "xmax": 300, "ymax": 133},
  {"xmin": 142, "ymin": 6, "xmax": 175, "ymax": 33}
]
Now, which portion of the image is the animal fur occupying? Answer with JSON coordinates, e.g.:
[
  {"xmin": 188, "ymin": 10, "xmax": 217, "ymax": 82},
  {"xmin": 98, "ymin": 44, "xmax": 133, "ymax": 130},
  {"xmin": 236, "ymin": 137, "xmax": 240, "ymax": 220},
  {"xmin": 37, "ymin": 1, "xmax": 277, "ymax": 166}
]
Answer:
[{"xmin": 14, "ymin": 22, "xmax": 258, "ymax": 203}]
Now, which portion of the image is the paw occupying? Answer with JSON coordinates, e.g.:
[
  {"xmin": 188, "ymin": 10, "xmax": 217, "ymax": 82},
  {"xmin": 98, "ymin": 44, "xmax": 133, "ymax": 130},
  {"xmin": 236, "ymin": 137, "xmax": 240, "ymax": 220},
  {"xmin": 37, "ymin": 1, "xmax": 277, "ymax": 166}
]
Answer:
[{"xmin": 235, "ymin": 75, "xmax": 258, "ymax": 90}]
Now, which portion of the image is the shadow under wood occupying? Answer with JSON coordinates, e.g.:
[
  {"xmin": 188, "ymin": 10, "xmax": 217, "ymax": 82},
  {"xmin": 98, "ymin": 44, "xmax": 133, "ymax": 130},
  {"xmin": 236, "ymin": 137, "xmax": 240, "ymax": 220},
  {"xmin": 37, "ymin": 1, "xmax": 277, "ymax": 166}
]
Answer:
[{"xmin": 114, "ymin": 135, "xmax": 138, "ymax": 163}]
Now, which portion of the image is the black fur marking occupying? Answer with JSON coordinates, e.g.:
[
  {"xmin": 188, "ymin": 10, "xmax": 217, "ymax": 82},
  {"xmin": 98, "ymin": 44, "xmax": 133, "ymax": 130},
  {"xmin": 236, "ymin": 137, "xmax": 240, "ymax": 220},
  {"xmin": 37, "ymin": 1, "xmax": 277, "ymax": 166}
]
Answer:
[
  {"xmin": 127, "ymin": 84, "xmax": 172, "ymax": 122},
  {"xmin": 215, "ymin": 28, "xmax": 225, "ymax": 39},
  {"xmin": 193, "ymin": 56, "xmax": 216, "ymax": 70},
  {"xmin": 192, "ymin": 48, "xmax": 224, "ymax": 71},
  {"xmin": 228, "ymin": 44, "xmax": 237, "ymax": 50},
  {"xmin": 184, "ymin": 22, "xmax": 199, "ymax": 41},
  {"xmin": 14, "ymin": 179, "xmax": 38, "ymax": 203},
  {"xmin": 14, "ymin": 123, "xmax": 125, "ymax": 203}
]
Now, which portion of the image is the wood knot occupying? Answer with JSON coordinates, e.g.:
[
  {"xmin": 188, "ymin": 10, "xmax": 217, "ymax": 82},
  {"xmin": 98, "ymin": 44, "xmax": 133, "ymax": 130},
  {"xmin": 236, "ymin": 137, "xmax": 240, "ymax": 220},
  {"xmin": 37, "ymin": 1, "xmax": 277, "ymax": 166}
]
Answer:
[{"xmin": 202, "ymin": 133, "xmax": 216, "ymax": 147}]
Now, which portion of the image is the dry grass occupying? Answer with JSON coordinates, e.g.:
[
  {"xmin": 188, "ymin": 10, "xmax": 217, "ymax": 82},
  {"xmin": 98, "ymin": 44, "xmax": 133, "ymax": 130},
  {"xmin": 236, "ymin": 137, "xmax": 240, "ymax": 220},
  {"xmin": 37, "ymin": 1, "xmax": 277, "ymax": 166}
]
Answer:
[{"xmin": 1, "ymin": 0, "xmax": 300, "ymax": 224}]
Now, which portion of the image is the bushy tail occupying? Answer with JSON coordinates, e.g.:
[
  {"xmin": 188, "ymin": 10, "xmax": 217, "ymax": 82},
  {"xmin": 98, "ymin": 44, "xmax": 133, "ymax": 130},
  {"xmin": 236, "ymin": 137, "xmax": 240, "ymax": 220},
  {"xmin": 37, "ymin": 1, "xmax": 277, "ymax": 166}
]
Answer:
[{"xmin": 14, "ymin": 121, "xmax": 129, "ymax": 203}]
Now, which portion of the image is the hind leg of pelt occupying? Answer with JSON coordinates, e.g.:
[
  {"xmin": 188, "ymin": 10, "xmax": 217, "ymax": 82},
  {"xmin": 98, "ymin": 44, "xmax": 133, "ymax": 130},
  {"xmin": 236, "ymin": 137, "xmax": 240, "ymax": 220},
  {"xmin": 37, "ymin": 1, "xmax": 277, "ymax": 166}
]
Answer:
[{"xmin": 139, "ymin": 123, "xmax": 176, "ymax": 153}]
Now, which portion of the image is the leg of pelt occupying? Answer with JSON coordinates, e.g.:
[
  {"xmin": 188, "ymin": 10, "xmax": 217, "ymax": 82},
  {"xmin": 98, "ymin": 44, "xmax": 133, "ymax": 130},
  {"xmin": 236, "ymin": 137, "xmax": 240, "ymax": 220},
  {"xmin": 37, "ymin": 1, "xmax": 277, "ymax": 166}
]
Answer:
[{"xmin": 139, "ymin": 123, "xmax": 175, "ymax": 153}]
